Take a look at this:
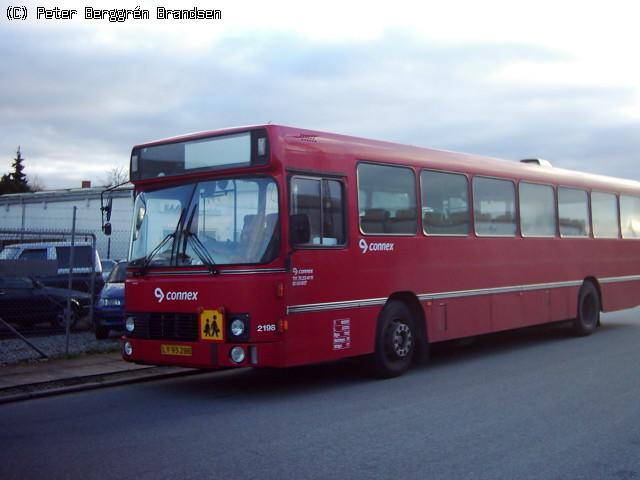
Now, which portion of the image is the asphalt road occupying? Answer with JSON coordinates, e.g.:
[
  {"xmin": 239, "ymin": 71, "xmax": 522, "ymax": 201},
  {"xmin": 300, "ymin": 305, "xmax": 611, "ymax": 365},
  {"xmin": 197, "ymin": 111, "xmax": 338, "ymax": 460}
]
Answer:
[{"xmin": 2, "ymin": 309, "xmax": 640, "ymax": 480}]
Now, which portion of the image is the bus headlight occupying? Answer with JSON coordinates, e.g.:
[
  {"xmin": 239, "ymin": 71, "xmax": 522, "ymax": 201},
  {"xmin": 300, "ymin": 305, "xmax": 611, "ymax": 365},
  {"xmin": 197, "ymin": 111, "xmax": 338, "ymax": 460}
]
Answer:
[
  {"xmin": 230, "ymin": 346, "xmax": 245, "ymax": 364},
  {"xmin": 125, "ymin": 316, "xmax": 135, "ymax": 333},
  {"xmin": 226, "ymin": 314, "xmax": 250, "ymax": 342},
  {"xmin": 230, "ymin": 318, "xmax": 245, "ymax": 337},
  {"xmin": 124, "ymin": 341, "xmax": 133, "ymax": 356}
]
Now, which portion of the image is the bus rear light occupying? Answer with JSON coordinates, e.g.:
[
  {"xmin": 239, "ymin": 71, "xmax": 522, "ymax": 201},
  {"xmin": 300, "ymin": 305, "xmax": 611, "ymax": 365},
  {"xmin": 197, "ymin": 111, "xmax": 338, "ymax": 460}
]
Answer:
[{"xmin": 277, "ymin": 319, "xmax": 288, "ymax": 333}]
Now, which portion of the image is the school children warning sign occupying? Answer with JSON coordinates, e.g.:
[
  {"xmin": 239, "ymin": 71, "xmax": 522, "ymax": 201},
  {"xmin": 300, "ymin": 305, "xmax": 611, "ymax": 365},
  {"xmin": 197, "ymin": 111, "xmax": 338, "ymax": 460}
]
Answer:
[{"xmin": 200, "ymin": 309, "xmax": 224, "ymax": 341}]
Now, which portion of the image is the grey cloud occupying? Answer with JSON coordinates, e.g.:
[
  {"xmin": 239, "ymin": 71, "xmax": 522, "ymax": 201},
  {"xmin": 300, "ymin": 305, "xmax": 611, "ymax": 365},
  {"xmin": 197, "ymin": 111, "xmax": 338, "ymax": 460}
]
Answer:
[{"xmin": 0, "ymin": 28, "xmax": 638, "ymax": 189}]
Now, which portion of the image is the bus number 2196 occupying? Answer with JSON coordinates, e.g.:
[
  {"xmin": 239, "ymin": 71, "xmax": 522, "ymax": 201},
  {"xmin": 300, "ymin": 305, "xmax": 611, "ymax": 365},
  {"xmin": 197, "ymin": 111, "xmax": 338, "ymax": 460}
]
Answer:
[{"xmin": 257, "ymin": 324, "xmax": 277, "ymax": 332}]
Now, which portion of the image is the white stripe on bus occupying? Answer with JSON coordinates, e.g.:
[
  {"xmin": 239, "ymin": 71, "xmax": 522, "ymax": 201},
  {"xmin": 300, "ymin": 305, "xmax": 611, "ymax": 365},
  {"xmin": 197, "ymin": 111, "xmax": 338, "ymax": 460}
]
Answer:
[{"xmin": 286, "ymin": 274, "xmax": 640, "ymax": 315}]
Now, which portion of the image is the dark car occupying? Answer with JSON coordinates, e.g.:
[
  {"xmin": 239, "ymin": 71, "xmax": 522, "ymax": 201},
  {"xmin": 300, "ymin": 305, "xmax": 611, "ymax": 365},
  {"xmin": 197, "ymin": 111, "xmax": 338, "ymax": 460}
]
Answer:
[
  {"xmin": 0, "ymin": 276, "xmax": 90, "ymax": 329},
  {"xmin": 94, "ymin": 261, "xmax": 126, "ymax": 339}
]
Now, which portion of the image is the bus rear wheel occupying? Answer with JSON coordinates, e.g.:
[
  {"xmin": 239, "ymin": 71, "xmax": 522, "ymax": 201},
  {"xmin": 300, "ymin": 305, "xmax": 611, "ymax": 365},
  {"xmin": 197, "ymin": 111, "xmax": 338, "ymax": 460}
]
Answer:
[
  {"xmin": 369, "ymin": 301, "xmax": 416, "ymax": 378},
  {"xmin": 572, "ymin": 282, "xmax": 600, "ymax": 336}
]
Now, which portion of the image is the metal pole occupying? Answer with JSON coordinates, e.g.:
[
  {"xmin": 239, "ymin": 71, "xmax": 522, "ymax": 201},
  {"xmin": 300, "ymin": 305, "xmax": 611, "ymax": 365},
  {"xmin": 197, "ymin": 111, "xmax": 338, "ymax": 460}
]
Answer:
[
  {"xmin": 89, "ymin": 234, "xmax": 96, "ymax": 328},
  {"xmin": 20, "ymin": 196, "xmax": 25, "ymax": 241},
  {"xmin": 0, "ymin": 318, "xmax": 48, "ymax": 359},
  {"xmin": 65, "ymin": 207, "xmax": 77, "ymax": 356}
]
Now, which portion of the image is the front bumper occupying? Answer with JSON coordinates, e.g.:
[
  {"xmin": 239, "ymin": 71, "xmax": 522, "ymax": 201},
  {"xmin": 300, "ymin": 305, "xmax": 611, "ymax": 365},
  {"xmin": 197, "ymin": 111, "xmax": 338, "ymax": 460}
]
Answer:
[
  {"xmin": 95, "ymin": 306, "xmax": 126, "ymax": 328},
  {"xmin": 121, "ymin": 337, "xmax": 284, "ymax": 369}
]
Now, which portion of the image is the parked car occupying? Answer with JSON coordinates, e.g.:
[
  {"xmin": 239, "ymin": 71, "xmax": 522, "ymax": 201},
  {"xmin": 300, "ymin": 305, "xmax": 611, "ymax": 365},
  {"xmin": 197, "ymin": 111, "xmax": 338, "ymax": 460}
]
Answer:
[
  {"xmin": 0, "ymin": 276, "xmax": 90, "ymax": 329},
  {"xmin": 94, "ymin": 261, "xmax": 126, "ymax": 339},
  {"xmin": 101, "ymin": 259, "xmax": 117, "ymax": 282},
  {"xmin": 0, "ymin": 242, "xmax": 104, "ymax": 295}
]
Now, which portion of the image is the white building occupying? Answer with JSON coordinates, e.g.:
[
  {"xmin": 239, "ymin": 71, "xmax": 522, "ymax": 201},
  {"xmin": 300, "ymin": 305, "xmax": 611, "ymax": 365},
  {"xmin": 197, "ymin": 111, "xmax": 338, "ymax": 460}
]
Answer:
[{"xmin": 0, "ymin": 184, "xmax": 133, "ymax": 260}]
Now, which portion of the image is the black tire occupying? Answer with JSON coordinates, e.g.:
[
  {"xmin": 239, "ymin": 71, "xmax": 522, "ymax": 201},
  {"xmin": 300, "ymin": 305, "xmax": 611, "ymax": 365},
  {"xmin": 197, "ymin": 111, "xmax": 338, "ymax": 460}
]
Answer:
[
  {"xmin": 572, "ymin": 282, "xmax": 600, "ymax": 336},
  {"xmin": 52, "ymin": 305, "xmax": 79, "ymax": 330},
  {"xmin": 368, "ymin": 301, "xmax": 416, "ymax": 378},
  {"xmin": 95, "ymin": 326, "xmax": 110, "ymax": 340}
]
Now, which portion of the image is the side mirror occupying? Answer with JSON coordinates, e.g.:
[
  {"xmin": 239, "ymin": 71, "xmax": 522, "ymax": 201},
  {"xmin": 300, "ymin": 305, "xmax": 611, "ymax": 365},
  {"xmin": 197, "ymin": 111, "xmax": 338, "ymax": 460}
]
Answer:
[
  {"xmin": 101, "ymin": 191, "xmax": 114, "ymax": 235},
  {"xmin": 105, "ymin": 197, "xmax": 113, "ymax": 222},
  {"xmin": 290, "ymin": 214, "xmax": 310, "ymax": 245}
]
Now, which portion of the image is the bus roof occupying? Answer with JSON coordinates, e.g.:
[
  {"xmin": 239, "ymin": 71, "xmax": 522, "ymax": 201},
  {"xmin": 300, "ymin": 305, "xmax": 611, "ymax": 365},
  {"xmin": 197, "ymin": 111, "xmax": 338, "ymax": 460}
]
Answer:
[{"xmin": 134, "ymin": 124, "xmax": 640, "ymax": 195}]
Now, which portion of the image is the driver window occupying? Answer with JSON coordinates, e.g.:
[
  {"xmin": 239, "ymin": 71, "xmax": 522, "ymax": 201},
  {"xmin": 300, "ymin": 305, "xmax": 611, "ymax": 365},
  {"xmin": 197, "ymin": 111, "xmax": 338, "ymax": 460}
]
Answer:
[{"xmin": 290, "ymin": 176, "xmax": 346, "ymax": 247}]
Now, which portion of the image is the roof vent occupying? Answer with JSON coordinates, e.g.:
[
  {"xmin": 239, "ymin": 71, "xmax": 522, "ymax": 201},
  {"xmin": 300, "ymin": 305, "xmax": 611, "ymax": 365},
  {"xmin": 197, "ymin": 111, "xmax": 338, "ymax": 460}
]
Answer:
[{"xmin": 520, "ymin": 158, "xmax": 552, "ymax": 167}]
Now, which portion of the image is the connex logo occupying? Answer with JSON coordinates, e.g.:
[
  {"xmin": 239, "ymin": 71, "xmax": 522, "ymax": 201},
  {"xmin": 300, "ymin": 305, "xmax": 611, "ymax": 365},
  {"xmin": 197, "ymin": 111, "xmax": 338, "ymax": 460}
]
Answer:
[
  {"xmin": 154, "ymin": 287, "xmax": 198, "ymax": 303},
  {"xmin": 154, "ymin": 288, "xmax": 165, "ymax": 303},
  {"xmin": 359, "ymin": 239, "xmax": 395, "ymax": 254}
]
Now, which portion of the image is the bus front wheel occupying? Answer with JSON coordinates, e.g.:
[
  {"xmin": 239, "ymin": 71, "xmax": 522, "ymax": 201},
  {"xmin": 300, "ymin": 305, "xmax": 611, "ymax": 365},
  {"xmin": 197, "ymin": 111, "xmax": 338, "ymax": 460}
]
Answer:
[
  {"xmin": 368, "ymin": 301, "xmax": 416, "ymax": 378},
  {"xmin": 572, "ymin": 282, "xmax": 600, "ymax": 336}
]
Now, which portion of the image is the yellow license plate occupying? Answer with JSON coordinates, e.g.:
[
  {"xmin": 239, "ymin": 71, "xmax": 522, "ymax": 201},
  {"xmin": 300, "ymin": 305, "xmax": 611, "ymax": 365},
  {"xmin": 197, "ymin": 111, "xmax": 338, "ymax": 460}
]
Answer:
[{"xmin": 160, "ymin": 344, "xmax": 193, "ymax": 356}]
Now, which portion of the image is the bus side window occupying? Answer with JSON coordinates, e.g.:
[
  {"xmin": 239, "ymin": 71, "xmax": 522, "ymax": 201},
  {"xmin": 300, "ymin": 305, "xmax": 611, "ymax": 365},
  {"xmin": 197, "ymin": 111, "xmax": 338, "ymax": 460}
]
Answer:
[
  {"xmin": 357, "ymin": 163, "xmax": 417, "ymax": 235},
  {"xmin": 519, "ymin": 182, "xmax": 556, "ymax": 237},
  {"xmin": 421, "ymin": 170, "xmax": 469, "ymax": 235},
  {"xmin": 620, "ymin": 195, "xmax": 640, "ymax": 238},
  {"xmin": 558, "ymin": 187, "xmax": 590, "ymax": 237},
  {"xmin": 592, "ymin": 191, "xmax": 620, "ymax": 238},
  {"xmin": 290, "ymin": 176, "xmax": 346, "ymax": 247},
  {"xmin": 473, "ymin": 177, "xmax": 517, "ymax": 236}
]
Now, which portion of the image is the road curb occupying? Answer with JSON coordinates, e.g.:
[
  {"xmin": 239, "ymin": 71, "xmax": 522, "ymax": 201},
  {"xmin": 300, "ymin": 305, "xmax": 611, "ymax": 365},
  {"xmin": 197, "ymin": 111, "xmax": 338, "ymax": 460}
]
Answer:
[{"xmin": 0, "ymin": 366, "xmax": 204, "ymax": 404}]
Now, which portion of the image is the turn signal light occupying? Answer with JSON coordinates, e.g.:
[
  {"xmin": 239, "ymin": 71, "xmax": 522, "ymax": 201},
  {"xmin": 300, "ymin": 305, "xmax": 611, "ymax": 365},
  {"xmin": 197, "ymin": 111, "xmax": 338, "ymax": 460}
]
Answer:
[
  {"xmin": 277, "ymin": 319, "xmax": 288, "ymax": 333},
  {"xmin": 276, "ymin": 281, "xmax": 284, "ymax": 298}
]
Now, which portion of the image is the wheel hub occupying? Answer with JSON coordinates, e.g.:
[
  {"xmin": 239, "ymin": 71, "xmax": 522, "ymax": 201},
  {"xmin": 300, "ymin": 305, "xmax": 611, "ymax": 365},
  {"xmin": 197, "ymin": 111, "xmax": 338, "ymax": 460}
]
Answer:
[{"xmin": 391, "ymin": 322, "xmax": 412, "ymax": 357}]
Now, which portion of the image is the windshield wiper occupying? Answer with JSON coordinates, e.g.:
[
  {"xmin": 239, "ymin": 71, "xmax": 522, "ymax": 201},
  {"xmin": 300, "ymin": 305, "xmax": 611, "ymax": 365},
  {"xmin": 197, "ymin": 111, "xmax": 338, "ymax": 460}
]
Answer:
[
  {"xmin": 133, "ymin": 232, "xmax": 176, "ymax": 275},
  {"xmin": 184, "ymin": 232, "xmax": 218, "ymax": 274},
  {"xmin": 133, "ymin": 203, "xmax": 192, "ymax": 275},
  {"xmin": 179, "ymin": 198, "xmax": 217, "ymax": 273}
]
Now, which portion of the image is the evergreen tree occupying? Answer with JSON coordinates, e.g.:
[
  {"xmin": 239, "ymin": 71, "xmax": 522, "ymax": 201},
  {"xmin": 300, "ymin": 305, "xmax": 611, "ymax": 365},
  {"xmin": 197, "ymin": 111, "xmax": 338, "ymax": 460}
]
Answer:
[
  {"xmin": 0, "ymin": 147, "xmax": 32, "ymax": 195},
  {"xmin": 11, "ymin": 147, "xmax": 27, "ymax": 187}
]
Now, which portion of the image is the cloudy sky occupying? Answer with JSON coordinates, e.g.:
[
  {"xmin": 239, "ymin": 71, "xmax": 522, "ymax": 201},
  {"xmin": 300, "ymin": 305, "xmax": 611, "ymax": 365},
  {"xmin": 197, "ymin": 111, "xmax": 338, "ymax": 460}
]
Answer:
[{"xmin": 1, "ymin": 0, "xmax": 639, "ymax": 189}]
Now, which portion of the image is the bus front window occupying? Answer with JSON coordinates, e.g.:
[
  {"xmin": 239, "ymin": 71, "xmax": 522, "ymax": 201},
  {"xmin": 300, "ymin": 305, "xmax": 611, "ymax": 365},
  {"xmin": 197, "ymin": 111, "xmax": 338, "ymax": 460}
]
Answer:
[
  {"xmin": 129, "ymin": 177, "xmax": 279, "ymax": 268},
  {"xmin": 129, "ymin": 183, "xmax": 195, "ymax": 266},
  {"xmin": 180, "ymin": 177, "xmax": 279, "ymax": 265}
]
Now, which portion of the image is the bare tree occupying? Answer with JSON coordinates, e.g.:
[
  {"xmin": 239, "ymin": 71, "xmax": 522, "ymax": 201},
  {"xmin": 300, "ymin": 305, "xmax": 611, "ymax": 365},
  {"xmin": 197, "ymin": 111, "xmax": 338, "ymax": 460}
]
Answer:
[
  {"xmin": 28, "ymin": 174, "xmax": 46, "ymax": 192},
  {"xmin": 102, "ymin": 165, "xmax": 129, "ymax": 187}
]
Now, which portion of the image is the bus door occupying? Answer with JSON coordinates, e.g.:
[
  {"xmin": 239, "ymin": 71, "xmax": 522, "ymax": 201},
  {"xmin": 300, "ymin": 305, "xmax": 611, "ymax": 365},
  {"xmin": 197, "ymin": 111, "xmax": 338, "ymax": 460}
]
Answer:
[{"xmin": 287, "ymin": 176, "xmax": 352, "ymax": 355}]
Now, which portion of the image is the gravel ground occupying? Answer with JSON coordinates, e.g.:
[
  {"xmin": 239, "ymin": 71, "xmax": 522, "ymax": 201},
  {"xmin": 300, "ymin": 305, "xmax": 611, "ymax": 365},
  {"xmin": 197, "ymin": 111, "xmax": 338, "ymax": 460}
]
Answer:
[{"xmin": 0, "ymin": 331, "xmax": 121, "ymax": 365}]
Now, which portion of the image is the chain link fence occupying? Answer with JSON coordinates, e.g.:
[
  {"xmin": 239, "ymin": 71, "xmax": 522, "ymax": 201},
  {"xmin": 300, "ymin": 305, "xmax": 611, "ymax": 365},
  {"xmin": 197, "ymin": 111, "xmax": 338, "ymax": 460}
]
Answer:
[
  {"xmin": 0, "ymin": 189, "xmax": 131, "ymax": 361},
  {"xmin": 0, "ymin": 217, "xmax": 126, "ymax": 362},
  {"xmin": 0, "ymin": 225, "xmax": 97, "ymax": 332}
]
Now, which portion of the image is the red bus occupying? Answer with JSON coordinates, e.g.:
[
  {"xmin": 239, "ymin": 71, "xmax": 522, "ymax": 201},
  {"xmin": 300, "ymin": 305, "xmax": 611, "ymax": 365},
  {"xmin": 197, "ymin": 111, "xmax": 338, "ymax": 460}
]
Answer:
[{"xmin": 118, "ymin": 124, "xmax": 640, "ymax": 377}]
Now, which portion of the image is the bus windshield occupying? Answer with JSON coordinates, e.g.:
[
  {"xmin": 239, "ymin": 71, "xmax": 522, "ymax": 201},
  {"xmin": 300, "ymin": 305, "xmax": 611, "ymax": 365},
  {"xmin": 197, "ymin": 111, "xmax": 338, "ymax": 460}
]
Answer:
[{"xmin": 129, "ymin": 177, "xmax": 279, "ymax": 267}]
